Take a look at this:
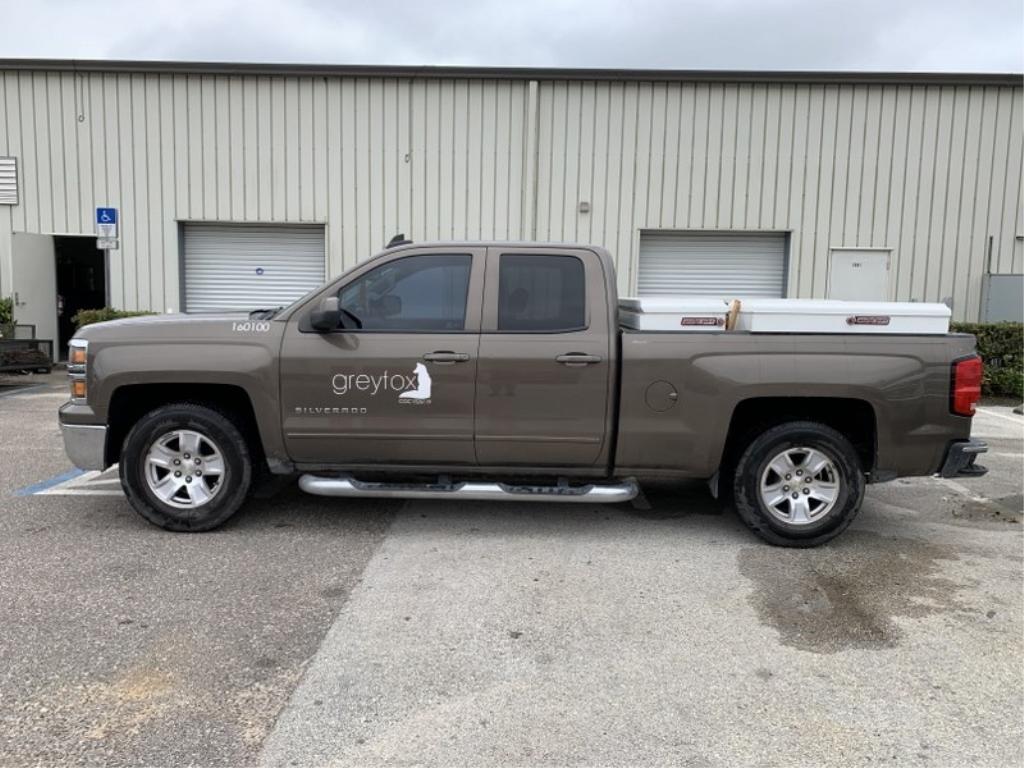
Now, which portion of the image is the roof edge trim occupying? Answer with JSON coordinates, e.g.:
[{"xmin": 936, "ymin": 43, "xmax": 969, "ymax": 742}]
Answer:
[{"xmin": 0, "ymin": 59, "xmax": 1019, "ymax": 86}]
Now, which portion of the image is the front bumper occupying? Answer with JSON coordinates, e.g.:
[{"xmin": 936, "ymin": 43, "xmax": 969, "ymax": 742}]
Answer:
[
  {"xmin": 60, "ymin": 422, "xmax": 108, "ymax": 471},
  {"xmin": 939, "ymin": 438, "xmax": 988, "ymax": 478}
]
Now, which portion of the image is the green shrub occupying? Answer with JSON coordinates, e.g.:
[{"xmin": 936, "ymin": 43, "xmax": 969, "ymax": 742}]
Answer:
[
  {"xmin": 0, "ymin": 296, "xmax": 14, "ymax": 338},
  {"xmin": 72, "ymin": 307, "xmax": 156, "ymax": 328},
  {"xmin": 951, "ymin": 321, "xmax": 1023, "ymax": 399}
]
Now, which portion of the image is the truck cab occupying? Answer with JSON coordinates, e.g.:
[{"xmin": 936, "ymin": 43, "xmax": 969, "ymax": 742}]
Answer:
[{"xmin": 279, "ymin": 242, "xmax": 618, "ymax": 471}]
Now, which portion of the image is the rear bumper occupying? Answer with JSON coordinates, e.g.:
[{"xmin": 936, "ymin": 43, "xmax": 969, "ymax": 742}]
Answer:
[
  {"xmin": 60, "ymin": 422, "xmax": 108, "ymax": 471},
  {"xmin": 939, "ymin": 438, "xmax": 988, "ymax": 478}
]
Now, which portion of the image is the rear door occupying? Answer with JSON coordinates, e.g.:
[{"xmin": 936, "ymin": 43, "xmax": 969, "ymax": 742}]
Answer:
[
  {"xmin": 280, "ymin": 247, "xmax": 484, "ymax": 466},
  {"xmin": 474, "ymin": 247, "xmax": 613, "ymax": 467}
]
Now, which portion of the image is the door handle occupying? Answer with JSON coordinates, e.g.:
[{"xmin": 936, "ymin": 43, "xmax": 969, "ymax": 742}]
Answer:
[
  {"xmin": 555, "ymin": 353, "xmax": 603, "ymax": 366},
  {"xmin": 423, "ymin": 351, "xmax": 470, "ymax": 364}
]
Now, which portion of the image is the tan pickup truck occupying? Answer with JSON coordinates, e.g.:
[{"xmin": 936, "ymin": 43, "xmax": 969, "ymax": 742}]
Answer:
[{"xmin": 58, "ymin": 241, "xmax": 987, "ymax": 546}]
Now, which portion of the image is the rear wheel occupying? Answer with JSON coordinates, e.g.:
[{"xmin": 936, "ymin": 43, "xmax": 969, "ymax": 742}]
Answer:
[
  {"xmin": 120, "ymin": 404, "xmax": 252, "ymax": 531},
  {"xmin": 732, "ymin": 421, "xmax": 864, "ymax": 547}
]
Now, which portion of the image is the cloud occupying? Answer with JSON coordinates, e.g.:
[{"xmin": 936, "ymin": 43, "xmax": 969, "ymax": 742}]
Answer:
[{"xmin": 0, "ymin": 0, "xmax": 1020, "ymax": 71}]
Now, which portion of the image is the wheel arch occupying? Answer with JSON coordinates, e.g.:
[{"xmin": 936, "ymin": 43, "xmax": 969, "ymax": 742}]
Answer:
[
  {"xmin": 105, "ymin": 383, "xmax": 266, "ymax": 471},
  {"xmin": 719, "ymin": 396, "xmax": 878, "ymax": 480}
]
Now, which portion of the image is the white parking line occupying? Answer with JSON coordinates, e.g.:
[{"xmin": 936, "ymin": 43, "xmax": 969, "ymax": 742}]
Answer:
[
  {"xmin": 33, "ymin": 468, "xmax": 124, "ymax": 497},
  {"xmin": 0, "ymin": 384, "xmax": 49, "ymax": 399},
  {"xmin": 976, "ymin": 407, "xmax": 1024, "ymax": 425}
]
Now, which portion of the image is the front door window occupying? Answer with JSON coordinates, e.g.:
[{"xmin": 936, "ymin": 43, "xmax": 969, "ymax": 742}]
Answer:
[{"xmin": 338, "ymin": 254, "xmax": 472, "ymax": 332}]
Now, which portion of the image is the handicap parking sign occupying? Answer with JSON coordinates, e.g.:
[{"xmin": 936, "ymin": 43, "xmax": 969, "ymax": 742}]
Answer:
[{"xmin": 96, "ymin": 207, "xmax": 118, "ymax": 240}]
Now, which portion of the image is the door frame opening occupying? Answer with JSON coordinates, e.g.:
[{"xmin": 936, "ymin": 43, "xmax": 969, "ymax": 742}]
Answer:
[{"xmin": 54, "ymin": 235, "xmax": 108, "ymax": 358}]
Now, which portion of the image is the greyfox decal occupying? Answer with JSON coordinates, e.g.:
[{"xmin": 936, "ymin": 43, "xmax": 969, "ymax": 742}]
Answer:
[{"xmin": 331, "ymin": 363, "xmax": 432, "ymax": 404}]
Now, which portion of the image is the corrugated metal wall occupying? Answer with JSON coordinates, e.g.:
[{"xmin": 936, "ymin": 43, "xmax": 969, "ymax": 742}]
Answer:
[
  {"xmin": 0, "ymin": 72, "xmax": 531, "ymax": 312},
  {"xmin": 0, "ymin": 68, "xmax": 1020, "ymax": 320},
  {"xmin": 533, "ymin": 80, "xmax": 1023, "ymax": 316}
]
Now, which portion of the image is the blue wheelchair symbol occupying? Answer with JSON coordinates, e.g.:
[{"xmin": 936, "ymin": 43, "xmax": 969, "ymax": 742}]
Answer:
[{"xmin": 96, "ymin": 208, "xmax": 117, "ymax": 225}]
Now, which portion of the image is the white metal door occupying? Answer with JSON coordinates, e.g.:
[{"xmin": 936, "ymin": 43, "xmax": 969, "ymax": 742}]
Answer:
[
  {"xmin": 183, "ymin": 223, "xmax": 326, "ymax": 312},
  {"xmin": 828, "ymin": 250, "xmax": 890, "ymax": 301},
  {"xmin": 11, "ymin": 233, "xmax": 57, "ymax": 353},
  {"xmin": 637, "ymin": 231, "xmax": 787, "ymax": 297}
]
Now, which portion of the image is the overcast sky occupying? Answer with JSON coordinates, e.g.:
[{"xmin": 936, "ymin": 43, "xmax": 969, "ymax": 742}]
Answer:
[{"xmin": 0, "ymin": 0, "xmax": 1021, "ymax": 72}]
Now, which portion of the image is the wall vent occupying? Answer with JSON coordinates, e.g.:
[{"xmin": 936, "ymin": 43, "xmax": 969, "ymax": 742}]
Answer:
[{"xmin": 0, "ymin": 157, "xmax": 17, "ymax": 205}]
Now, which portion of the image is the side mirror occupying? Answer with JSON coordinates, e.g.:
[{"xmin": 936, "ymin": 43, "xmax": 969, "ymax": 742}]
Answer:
[{"xmin": 310, "ymin": 296, "xmax": 341, "ymax": 332}]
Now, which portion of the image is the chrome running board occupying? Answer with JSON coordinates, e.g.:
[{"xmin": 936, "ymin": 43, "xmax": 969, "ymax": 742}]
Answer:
[{"xmin": 298, "ymin": 474, "xmax": 639, "ymax": 504}]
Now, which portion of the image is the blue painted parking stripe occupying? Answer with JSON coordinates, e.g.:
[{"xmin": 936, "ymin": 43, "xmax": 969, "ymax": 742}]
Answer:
[{"xmin": 14, "ymin": 468, "xmax": 85, "ymax": 496}]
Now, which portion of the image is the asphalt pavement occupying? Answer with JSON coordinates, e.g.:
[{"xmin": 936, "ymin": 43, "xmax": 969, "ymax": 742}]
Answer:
[
  {"xmin": 0, "ymin": 373, "xmax": 395, "ymax": 766},
  {"xmin": 1, "ymin": 372, "xmax": 1021, "ymax": 767}
]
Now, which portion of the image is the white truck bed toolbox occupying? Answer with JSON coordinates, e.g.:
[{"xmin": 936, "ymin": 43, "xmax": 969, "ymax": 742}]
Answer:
[
  {"xmin": 618, "ymin": 297, "xmax": 728, "ymax": 331},
  {"xmin": 619, "ymin": 297, "xmax": 951, "ymax": 334},
  {"xmin": 731, "ymin": 299, "xmax": 951, "ymax": 334}
]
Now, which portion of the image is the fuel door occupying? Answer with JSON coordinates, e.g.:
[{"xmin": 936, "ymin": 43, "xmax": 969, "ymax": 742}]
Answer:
[{"xmin": 645, "ymin": 380, "xmax": 679, "ymax": 412}]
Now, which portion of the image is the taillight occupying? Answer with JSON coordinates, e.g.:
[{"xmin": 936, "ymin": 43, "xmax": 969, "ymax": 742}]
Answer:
[{"xmin": 951, "ymin": 355, "xmax": 983, "ymax": 417}]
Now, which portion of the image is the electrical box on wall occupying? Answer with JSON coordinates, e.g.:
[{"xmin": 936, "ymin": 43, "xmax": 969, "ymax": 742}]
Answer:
[
  {"xmin": 0, "ymin": 157, "xmax": 17, "ymax": 205},
  {"xmin": 981, "ymin": 274, "xmax": 1024, "ymax": 322}
]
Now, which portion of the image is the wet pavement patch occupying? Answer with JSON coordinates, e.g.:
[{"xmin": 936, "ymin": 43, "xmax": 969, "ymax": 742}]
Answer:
[
  {"xmin": 738, "ymin": 531, "xmax": 972, "ymax": 653},
  {"xmin": 953, "ymin": 494, "xmax": 1023, "ymax": 523}
]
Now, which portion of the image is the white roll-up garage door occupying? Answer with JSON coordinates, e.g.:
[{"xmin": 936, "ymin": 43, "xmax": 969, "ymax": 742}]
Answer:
[
  {"xmin": 637, "ymin": 231, "xmax": 787, "ymax": 297},
  {"xmin": 183, "ymin": 223, "xmax": 326, "ymax": 312}
]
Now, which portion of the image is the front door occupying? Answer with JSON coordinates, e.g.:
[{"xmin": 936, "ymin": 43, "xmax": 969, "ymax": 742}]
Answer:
[
  {"xmin": 474, "ymin": 248, "xmax": 613, "ymax": 467},
  {"xmin": 11, "ymin": 233, "xmax": 57, "ymax": 354},
  {"xmin": 281, "ymin": 248, "xmax": 484, "ymax": 466}
]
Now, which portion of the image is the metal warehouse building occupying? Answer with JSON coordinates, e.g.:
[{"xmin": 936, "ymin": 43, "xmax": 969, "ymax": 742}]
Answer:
[{"xmin": 0, "ymin": 60, "xmax": 1021, "ymax": 355}]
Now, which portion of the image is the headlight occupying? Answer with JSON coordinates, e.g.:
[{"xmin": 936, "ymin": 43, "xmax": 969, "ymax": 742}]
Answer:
[{"xmin": 68, "ymin": 339, "xmax": 88, "ymax": 401}]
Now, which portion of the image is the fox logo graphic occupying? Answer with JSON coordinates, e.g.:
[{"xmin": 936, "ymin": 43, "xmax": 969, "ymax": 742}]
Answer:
[{"xmin": 398, "ymin": 362, "xmax": 431, "ymax": 403}]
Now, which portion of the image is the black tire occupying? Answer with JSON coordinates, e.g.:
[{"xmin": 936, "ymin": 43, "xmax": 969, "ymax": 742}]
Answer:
[
  {"xmin": 119, "ymin": 403, "xmax": 253, "ymax": 532},
  {"xmin": 732, "ymin": 420, "xmax": 865, "ymax": 547}
]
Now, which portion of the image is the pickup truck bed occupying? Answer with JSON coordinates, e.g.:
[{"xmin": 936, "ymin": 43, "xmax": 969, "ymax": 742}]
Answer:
[{"xmin": 616, "ymin": 329, "xmax": 977, "ymax": 482}]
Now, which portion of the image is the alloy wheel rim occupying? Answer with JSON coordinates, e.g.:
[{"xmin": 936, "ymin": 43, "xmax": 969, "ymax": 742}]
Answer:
[
  {"xmin": 759, "ymin": 445, "xmax": 840, "ymax": 526},
  {"xmin": 144, "ymin": 429, "xmax": 226, "ymax": 509}
]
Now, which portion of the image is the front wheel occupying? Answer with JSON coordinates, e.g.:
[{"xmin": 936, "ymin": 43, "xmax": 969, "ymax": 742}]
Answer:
[
  {"xmin": 120, "ymin": 404, "xmax": 253, "ymax": 532},
  {"xmin": 732, "ymin": 421, "xmax": 865, "ymax": 547}
]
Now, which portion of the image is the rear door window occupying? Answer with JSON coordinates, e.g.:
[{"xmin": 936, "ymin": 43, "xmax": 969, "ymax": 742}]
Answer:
[{"xmin": 496, "ymin": 254, "xmax": 586, "ymax": 332}]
